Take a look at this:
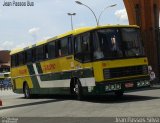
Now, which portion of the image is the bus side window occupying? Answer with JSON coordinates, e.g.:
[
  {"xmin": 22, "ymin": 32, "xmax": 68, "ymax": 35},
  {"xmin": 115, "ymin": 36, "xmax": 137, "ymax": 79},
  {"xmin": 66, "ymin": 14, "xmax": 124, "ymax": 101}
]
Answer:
[
  {"xmin": 18, "ymin": 53, "xmax": 24, "ymax": 66},
  {"xmin": 44, "ymin": 45, "xmax": 48, "ymax": 59},
  {"xmin": 57, "ymin": 37, "xmax": 69, "ymax": 57},
  {"xmin": 74, "ymin": 36, "xmax": 81, "ymax": 53},
  {"xmin": 31, "ymin": 49, "xmax": 36, "ymax": 62},
  {"xmin": 56, "ymin": 40, "xmax": 61, "ymax": 57},
  {"xmin": 26, "ymin": 49, "xmax": 32, "ymax": 63},
  {"xmin": 15, "ymin": 54, "xmax": 19, "ymax": 67},
  {"xmin": 81, "ymin": 33, "xmax": 91, "ymax": 62},
  {"xmin": 24, "ymin": 52, "xmax": 27, "ymax": 64},
  {"xmin": 68, "ymin": 37, "xmax": 73, "ymax": 54},
  {"xmin": 74, "ymin": 35, "xmax": 83, "ymax": 62},
  {"xmin": 60, "ymin": 38, "xmax": 69, "ymax": 56},
  {"xmin": 11, "ymin": 55, "xmax": 16, "ymax": 67},
  {"xmin": 22, "ymin": 52, "xmax": 26, "ymax": 65},
  {"xmin": 47, "ymin": 41, "xmax": 56, "ymax": 59},
  {"xmin": 36, "ymin": 46, "xmax": 44, "ymax": 61},
  {"xmin": 74, "ymin": 33, "xmax": 91, "ymax": 62}
]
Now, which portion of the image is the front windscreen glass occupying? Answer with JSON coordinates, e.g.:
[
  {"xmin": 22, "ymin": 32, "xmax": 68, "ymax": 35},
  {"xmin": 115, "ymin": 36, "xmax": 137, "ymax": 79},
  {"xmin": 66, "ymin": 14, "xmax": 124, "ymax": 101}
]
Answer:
[
  {"xmin": 121, "ymin": 28, "xmax": 144, "ymax": 57},
  {"xmin": 93, "ymin": 28, "xmax": 144, "ymax": 60}
]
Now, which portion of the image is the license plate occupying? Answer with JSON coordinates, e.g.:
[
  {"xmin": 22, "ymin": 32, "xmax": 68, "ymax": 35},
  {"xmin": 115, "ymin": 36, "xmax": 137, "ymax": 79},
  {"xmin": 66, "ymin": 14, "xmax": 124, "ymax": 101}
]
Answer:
[{"xmin": 125, "ymin": 82, "xmax": 134, "ymax": 88}]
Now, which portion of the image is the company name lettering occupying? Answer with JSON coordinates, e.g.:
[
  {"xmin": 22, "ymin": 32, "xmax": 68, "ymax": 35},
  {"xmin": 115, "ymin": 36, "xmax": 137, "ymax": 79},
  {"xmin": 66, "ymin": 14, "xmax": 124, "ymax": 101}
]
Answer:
[
  {"xmin": 43, "ymin": 64, "xmax": 56, "ymax": 71},
  {"xmin": 3, "ymin": 1, "xmax": 34, "ymax": 6},
  {"xmin": 19, "ymin": 69, "xmax": 27, "ymax": 74}
]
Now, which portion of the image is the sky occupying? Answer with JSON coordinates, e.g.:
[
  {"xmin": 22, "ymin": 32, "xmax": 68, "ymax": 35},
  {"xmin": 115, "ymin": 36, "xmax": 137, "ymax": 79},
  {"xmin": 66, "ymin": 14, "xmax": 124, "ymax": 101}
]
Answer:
[{"xmin": 0, "ymin": 0, "xmax": 128, "ymax": 50}]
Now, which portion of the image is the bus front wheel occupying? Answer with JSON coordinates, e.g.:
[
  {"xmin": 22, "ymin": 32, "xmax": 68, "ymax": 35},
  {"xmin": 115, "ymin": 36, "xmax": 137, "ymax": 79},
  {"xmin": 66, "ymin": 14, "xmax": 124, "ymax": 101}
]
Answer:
[
  {"xmin": 71, "ymin": 78, "xmax": 83, "ymax": 100},
  {"xmin": 24, "ymin": 83, "xmax": 31, "ymax": 99}
]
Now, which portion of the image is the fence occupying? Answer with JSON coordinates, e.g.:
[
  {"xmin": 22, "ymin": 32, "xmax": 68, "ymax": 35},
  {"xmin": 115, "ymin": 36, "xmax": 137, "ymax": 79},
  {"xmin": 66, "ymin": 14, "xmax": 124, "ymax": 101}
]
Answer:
[{"xmin": 0, "ymin": 80, "xmax": 12, "ymax": 90}]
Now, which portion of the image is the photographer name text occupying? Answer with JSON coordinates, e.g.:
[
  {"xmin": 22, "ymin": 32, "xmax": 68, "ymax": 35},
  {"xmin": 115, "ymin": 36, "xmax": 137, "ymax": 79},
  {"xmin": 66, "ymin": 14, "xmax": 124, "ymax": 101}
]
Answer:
[{"xmin": 3, "ymin": 1, "xmax": 34, "ymax": 7}]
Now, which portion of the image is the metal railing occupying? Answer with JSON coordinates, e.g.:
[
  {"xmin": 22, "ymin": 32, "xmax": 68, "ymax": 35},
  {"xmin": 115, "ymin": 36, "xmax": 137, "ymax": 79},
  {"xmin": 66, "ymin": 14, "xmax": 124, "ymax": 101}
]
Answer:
[{"xmin": 0, "ymin": 80, "xmax": 12, "ymax": 90}]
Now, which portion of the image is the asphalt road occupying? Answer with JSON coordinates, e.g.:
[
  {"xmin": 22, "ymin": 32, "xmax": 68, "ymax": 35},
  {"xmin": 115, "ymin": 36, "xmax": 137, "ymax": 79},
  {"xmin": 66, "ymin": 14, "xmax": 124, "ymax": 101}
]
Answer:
[{"xmin": 0, "ymin": 88, "xmax": 160, "ymax": 123}]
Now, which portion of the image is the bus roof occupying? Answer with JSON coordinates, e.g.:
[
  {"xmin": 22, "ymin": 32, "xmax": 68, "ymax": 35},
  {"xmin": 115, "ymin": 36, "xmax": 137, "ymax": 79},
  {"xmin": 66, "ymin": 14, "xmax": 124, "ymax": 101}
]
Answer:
[{"xmin": 10, "ymin": 25, "xmax": 139, "ymax": 55}]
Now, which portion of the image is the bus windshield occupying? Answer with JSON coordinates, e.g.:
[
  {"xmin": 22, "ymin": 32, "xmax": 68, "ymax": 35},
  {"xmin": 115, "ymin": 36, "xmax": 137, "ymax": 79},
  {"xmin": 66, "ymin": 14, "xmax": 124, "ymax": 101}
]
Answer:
[{"xmin": 93, "ymin": 28, "xmax": 145, "ymax": 60}]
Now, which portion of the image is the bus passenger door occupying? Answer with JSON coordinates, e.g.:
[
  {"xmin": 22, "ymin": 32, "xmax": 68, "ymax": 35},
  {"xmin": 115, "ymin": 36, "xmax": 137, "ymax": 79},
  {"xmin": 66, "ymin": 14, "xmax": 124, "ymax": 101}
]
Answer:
[
  {"xmin": 57, "ymin": 36, "xmax": 75, "ymax": 72},
  {"xmin": 74, "ymin": 33, "xmax": 92, "ymax": 69},
  {"xmin": 74, "ymin": 33, "xmax": 94, "ymax": 87}
]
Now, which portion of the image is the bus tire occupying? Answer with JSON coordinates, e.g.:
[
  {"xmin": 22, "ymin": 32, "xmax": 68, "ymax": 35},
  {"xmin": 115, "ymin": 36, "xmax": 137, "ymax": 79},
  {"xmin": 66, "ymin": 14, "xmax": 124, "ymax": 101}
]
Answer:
[
  {"xmin": 23, "ymin": 83, "xmax": 31, "ymax": 99},
  {"xmin": 71, "ymin": 78, "xmax": 83, "ymax": 100}
]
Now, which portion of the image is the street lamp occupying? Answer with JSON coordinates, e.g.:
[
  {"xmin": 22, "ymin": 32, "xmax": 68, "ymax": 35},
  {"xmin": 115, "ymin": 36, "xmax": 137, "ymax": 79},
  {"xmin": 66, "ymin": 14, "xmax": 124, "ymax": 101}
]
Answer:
[
  {"xmin": 75, "ymin": 1, "xmax": 117, "ymax": 26},
  {"xmin": 98, "ymin": 4, "xmax": 117, "ymax": 25},
  {"xmin": 67, "ymin": 13, "xmax": 76, "ymax": 30},
  {"xmin": 75, "ymin": 1, "xmax": 98, "ymax": 26}
]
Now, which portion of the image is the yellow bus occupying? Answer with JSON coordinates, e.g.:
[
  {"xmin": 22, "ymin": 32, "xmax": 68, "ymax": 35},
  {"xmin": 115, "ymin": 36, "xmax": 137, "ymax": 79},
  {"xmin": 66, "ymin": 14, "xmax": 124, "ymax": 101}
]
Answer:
[{"xmin": 10, "ymin": 25, "xmax": 150, "ymax": 99}]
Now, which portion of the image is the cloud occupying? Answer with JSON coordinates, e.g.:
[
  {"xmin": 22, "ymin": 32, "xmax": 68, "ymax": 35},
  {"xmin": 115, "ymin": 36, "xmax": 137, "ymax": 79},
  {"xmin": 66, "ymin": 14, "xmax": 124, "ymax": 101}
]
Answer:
[
  {"xmin": 28, "ymin": 27, "xmax": 40, "ymax": 35},
  {"xmin": 115, "ymin": 9, "xmax": 128, "ymax": 21},
  {"xmin": 0, "ymin": 41, "xmax": 32, "ymax": 50},
  {"xmin": 0, "ymin": 41, "xmax": 14, "ymax": 50},
  {"xmin": 15, "ymin": 42, "xmax": 31, "ymax": 49},
  {"xmin": 28, "ymin": 27, "xmax": 40, "ymax": 42},
  {"xmin": 0, "ymin": 36, "xmax": 52, "ymax": 51}
]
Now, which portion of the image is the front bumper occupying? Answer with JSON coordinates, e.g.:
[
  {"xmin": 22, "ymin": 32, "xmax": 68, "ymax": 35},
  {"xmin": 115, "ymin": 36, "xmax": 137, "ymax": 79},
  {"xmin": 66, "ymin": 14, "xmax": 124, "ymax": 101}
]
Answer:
[{"xmin": 91, "ymin": 77, "xmax": 150, "ymax": 94}]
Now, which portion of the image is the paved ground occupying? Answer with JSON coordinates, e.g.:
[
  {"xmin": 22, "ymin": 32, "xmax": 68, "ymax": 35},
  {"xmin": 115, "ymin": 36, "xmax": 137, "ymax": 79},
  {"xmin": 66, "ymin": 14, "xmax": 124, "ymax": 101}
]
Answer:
[{"xmin": 0, "ymin": 88, "xmax": 160, "ymax": 118}]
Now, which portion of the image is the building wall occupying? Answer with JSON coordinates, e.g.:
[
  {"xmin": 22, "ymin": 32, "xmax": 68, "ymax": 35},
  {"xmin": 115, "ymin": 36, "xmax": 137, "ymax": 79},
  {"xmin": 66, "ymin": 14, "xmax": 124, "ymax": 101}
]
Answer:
[
  {"xmin": 123, "ymin": 0, "xmax": 160, "ymax": 78},
  {"xmin": 0, "ymin": 50, "xmax": 10, "ymax": 63},
  {"xmin": 0, "ymin": 50, "xmax": 10, "ymax": 73}
]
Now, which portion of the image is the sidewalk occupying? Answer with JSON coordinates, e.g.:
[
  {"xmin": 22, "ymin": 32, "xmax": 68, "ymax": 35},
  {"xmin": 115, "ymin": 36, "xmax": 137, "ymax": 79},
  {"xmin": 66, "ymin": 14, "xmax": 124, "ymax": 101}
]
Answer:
[
  {"xmin": 151, "ymin": 84, "xmax": 160, "ymax": 88},
  {"xmin": 0, "ymin": 90, "xmax": 17, "ymax": 96}
]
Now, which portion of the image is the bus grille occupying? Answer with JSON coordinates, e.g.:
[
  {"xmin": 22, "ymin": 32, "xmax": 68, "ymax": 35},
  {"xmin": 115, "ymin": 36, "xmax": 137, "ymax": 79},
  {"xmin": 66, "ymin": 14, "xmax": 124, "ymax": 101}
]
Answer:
[{"xmin": 103, "ymin": 65, "xmax": 148, "ymax": 79}]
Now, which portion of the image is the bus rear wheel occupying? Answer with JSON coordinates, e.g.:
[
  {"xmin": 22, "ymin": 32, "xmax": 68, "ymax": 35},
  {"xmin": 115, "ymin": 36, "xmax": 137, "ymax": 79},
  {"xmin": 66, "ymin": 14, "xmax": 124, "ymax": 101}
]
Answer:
[
  {"xmin": 24, "ymin": 83, "xmax": 31, "ymax": 99},
  {"xmin": 71, "ymin": 79, "xmax": 83, "ymax": 100}
]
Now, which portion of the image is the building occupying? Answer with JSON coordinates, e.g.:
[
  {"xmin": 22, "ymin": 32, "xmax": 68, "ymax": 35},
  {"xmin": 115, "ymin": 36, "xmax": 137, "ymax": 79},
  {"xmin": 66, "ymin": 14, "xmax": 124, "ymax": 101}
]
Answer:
[
  {"xmin": 0, "ymin": 50, "xmax": 10, "ymax": 73},
  {"xmin": 123, "ymin": 0, "xmax": 160, "ymax": 80}
]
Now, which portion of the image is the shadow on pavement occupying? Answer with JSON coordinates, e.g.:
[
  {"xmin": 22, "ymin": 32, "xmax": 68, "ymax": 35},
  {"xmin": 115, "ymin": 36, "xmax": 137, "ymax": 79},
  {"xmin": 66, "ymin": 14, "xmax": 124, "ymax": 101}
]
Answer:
[
  {"xmin": 1, "ymin": 94, "xmax": 159, "ymax": 110},
  {"xmin": 18, "ymin": 93, "xmax": 160, "ymax": 104},
  {"xmin": 83, "ymin": 94, "xmax": 160, "ymax": 103},
  {"xmin": 0, "ymin": 99, "xmax": 64, "ymax": 110}
]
